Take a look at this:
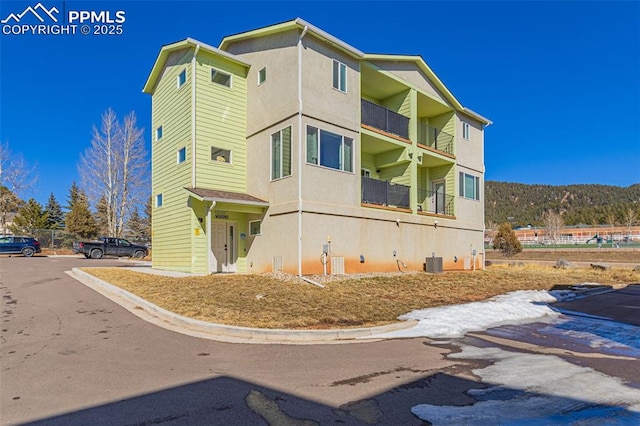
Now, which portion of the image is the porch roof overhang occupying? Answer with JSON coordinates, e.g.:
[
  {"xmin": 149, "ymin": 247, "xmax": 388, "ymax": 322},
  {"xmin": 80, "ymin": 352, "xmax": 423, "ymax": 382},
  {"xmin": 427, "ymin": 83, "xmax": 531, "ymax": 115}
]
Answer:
[{"xmin": 184, "ymin": 187, "xmax": 269, "ymax": 207}]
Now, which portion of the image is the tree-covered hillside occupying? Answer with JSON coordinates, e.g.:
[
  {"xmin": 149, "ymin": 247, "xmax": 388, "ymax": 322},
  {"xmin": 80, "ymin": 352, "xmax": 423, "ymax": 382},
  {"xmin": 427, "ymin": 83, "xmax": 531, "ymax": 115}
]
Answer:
[{"xmin": 485, "ymin": 181, "xmax": 640, "ymax": 226}]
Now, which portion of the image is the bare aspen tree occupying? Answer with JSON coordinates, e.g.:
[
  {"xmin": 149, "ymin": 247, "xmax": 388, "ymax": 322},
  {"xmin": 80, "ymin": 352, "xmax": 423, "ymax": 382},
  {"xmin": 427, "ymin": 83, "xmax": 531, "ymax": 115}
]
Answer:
[
  {"xmin": 622, "ymin": 207, "xmax": 637, "ymax": 239},
  {"xmin": 79, "ymin": 109, "xmax": 148, "ymax": 237},
  {"xmin": 0, "ymin": 142, "xmax": 38, "ymax": 234},
  {"xmin": 542, "ymin": 209, "xmax": 564, "ymax": 244}
]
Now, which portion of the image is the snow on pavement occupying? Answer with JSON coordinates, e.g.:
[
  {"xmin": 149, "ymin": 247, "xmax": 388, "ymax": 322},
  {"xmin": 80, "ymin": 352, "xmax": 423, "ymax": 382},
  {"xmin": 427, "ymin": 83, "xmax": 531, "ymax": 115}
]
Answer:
[
  {"xmin": 367, "ymin": 289, "xmax": 576, "ymax": 339},
  {"xmin": 412, "ymin": 345, "xmax": 640, "ymax": 425}
]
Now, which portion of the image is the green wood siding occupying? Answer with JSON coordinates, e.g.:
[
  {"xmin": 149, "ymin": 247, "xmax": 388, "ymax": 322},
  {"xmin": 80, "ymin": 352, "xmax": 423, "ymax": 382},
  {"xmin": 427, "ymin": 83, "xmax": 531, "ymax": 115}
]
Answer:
[
  {"xmin": 382, "ymin": 89, "xmax": 411, "ymax": 116},
  {"xmin": 194, "ymin": 51, "xmax": 248, "ymax": 193},
  {"xmin": 151, "ymin": 48, "xmax": 195, "ymax": 271}
]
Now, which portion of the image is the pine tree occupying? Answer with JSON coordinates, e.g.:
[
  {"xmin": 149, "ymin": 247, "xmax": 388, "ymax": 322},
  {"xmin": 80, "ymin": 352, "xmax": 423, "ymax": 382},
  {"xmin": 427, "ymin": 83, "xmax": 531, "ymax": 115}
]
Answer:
[
  {"xmin": 65, "ymin": 186, "xmax": 99, "ymax": 239},
  {"xmin": 492, "ymin": 222, "xmax": 522, "ymax": 257},
  {"xmin": 94, "ymin": 196, "xmax": 110, "ymax": 236},
  {"xmin": 10, "ymin": 198, "xmax": 48, "ymax": 234},
  {"xmin": 44, "ymin": 192, "xmax": 64, "ymax": 229},
  {"xmin": 125, "ymin": 207, "xmax": 146, "ymax": 242}
]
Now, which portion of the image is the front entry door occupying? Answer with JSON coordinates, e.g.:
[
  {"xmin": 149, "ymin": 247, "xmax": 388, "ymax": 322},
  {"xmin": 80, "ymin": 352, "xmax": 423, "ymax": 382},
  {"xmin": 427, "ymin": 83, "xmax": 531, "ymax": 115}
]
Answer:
[
  {"xmin": 212, "ymin": 222, "xmax": 237, "ymax": 273},
  {"xmin": 431, "ymin": 180, "xmax": 446, "ymax": 215}
]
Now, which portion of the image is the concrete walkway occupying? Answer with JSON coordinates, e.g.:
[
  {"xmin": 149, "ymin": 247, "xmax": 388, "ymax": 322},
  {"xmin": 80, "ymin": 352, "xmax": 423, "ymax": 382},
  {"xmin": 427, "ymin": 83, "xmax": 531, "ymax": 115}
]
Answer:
[{"xmin": 67, "ymin": 268, "xmax": 418, "ymax": 345}]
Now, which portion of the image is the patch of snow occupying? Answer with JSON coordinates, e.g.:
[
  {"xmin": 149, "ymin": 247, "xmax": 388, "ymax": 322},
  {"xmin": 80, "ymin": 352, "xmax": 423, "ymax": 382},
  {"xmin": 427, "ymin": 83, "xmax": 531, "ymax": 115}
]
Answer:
[
  {"xmin": 412, "ymin": 345, "xmax": 640, "ymax": 424},
  {"xmin": 367, "ymin": 290, "xmax": 575, "ymax": 339}
]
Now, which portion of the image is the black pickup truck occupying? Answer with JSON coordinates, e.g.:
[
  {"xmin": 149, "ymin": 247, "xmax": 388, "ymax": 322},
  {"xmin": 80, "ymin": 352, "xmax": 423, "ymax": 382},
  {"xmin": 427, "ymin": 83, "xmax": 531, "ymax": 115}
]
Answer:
[{"xmin": 73, "ymin": 237, "xmax": 148, "ymax": 259}]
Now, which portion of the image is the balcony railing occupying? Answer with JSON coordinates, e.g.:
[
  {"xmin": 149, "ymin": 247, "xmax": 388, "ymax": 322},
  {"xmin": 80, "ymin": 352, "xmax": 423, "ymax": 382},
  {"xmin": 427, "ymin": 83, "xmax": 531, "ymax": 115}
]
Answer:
[
  {"xmin": 417, "ymin": 188, "xmax": 454, "ymax": 216},
  {"xmin": 361, "ymin": 99, "xmax": 410, "ymax": 139},
  {"xmin": 417, "ymin": 124, "xmax": 454, "ymax": 155},
  {"xmin": 362, "ymin": 176, "xmax": 410, "ymax": 209}
]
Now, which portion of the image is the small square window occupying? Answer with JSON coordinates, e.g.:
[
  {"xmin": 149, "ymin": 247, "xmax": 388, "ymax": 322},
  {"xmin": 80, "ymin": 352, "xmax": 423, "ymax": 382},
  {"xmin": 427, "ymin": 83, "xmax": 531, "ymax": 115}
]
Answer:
[
  {"xmin": 249, "ymin": 220, "xmax": 261, "ymax": 236},
  {"xmin": 177, "ymin": 69, "xmax": 186, "ymax": 88},
  {"xmin": 155, "ymin": 126, "xmax": 163, "ymax": 141},
  {"xmin": 177, "ymin": 147, "xmax": 186, "ymax": 164},
  {"xmin": 211, "ymin": 146, "xmax": 231, "ymax": 163},
  {"xmin": 155, "ymin": 193, "xmax": 163, "ymax": 207},
  {"xmin": 211, "ymin": 69, "xmax": 231, "ymax": 87},
  {"xmin": 258, "ymin": 67, "xmax": 266, "ymax": 85},
  {"xmin": 462, "ymin": 122, "xmax": 470, "ymax": 140},
  {"xmin": 332, "ymin": 60, "xmax": 347, "ymax": 93}
]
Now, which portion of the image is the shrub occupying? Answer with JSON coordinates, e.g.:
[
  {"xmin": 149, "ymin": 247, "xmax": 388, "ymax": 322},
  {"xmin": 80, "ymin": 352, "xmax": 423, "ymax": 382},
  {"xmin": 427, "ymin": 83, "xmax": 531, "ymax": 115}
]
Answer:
[{"xmin": 492, "ymin": 222, "xmax": 522, "ymax": 257}]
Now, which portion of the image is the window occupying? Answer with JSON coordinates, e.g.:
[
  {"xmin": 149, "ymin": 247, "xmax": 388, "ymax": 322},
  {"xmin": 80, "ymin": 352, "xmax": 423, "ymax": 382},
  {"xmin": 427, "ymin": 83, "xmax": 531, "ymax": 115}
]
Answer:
[
  {"xmin": 211, "ymin": 68, "xmax": 231, "ymax": 87},
  {"xmin": 332, "ymin": 60, "xmax": 347, "ymax": 92},
  {"xmin": 155, "ymin": 126, "xmax": 163, "ymax": 141},
  {"xmin": 271, "ymin": 127, "xmax": 291, "ymax": 180},
  {"xmin": 459, "ymin": 172, "xmax": 480, "ymax": 200},
  {"xmin": 361, "ymin": 169, "xmax": 371, "ymax": 177},
  {"xmin": 211, "ymin": 147, "xmax": 231, "ymax": 163},
  {"xmin": 177, "ymin": 69, "xmax": 186, "ymax": 88},
  {"xmin": 306, "ymin": 126, "xmax": 353, "ymax": 172},
  {"xmin": 177, "ymin": 147, "xmax": 186, "ymax": 164},
  {"xmin": 462, "ymin": 122, "xmax": 470, "ymax": 140},
  {"xmin": 155, "ymin": 193, "xmax": 163, "ymax": 207},
  {"xmin": 258, "ymin": 67, "xmax": 266, "ymax": 85},
  {"xmin": 249, "ymin": 220, "xmax": 262, "ymax": 236}
]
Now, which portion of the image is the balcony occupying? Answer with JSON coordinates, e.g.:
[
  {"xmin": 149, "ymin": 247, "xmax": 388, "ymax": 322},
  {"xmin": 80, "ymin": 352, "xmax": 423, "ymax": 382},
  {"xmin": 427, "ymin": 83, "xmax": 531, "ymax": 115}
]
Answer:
[
  {"xmin": 361, "ymin": 99, "xmax": 410, "ymax": 140},
  {"xmin": 362, "ymin": 176, "xmax": 410, "ymax": 209},
  {"xmin": 417, "ymin": 124, "xmax": 454, "ymax": 156},
  {"xmin": 417, "ymin": 188, "xmax": 454, "ymax": 216}
]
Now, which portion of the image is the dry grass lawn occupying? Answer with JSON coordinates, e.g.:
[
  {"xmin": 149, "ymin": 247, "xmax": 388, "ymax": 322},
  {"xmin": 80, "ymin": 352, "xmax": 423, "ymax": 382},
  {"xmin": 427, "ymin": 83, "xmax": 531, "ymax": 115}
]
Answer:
[
  {"xmin": 485, "ymin": 248, "xmax": 640, "ymax": 263},
  {"xmin": 82, "ymin": 265, "xmax": 640, "ymax": 330}
]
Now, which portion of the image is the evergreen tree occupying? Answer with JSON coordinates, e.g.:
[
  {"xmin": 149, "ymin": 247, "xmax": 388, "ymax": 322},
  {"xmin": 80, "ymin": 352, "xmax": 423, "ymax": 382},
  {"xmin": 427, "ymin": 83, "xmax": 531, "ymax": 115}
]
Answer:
[
  {"xmin": 125, "ymin": 207, "xmax": 146, "ymax": 242},
  {"xmin": 94, "ymin": 196, "xmax": 110, "ymax": 236},
  {"xmin": 65, "ymin": 186, "xmax": 99, "ymax": 239},
  {"xmin": 10, "ymin": 198, "xmax": 48, "ymax": 234},
  {"xmin": 492, "ymin": 222, "xmax": 522, "ymax": 257},
  {"xmin": 44, "ymin": 192, "xmax": 64, "ymax": 229}
]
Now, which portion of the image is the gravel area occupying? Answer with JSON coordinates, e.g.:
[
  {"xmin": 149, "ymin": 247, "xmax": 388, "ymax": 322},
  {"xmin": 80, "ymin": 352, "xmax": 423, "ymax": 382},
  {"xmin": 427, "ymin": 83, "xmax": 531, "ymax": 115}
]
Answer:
[{"xmin": 263, "ymin": 271, "xmax": 421, "ymax": 284}]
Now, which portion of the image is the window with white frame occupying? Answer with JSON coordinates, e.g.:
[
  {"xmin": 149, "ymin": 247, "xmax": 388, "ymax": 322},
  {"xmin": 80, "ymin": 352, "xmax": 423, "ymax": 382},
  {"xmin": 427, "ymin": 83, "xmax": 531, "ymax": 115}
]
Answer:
[
  {"xmin": 361, "ymin": 169, "xmax": 371, "ymax": 177},
  {"xmin": 211, "ymin": 146, "xmax": 231, "ymax": 163},
  {"xmin": 306, "ymin": 126, "xmax": 353, "ymax": 172},
  {"xmin": 459, "ymin": 172, "xmax": 480, "ymax": 200},
  {"xmin": 155, "ymin": 193, "xmax": 163, "ymax": 207},
  {"xmin": 271, "ymin": 126, "xmax": 291, "ymax": 180},
  {"xmin": 177, "ymin": 69, "xmax": 186, "ymax": 88},
  {"xmin": 211, "ymin": 68, "xmax": 231, "ymax": 87},
  {"xmin": 155, "ymin": 126, "xmax": 163, "ymax": 141},
  {"xmin": 258, "ymin": 67, "xmax": 266, "ymax": 85},
  {"xmin": 462, "ymin": 122, "xmax": 470, "ymax": 140},
  {"xmin": 177, "ymin": 147, "xmax": 186, "ymax": 164},
  {"xmin": 332, "ymin": 60, "xmax": 347, "ymax": 93},
  {"xmin": 249, "ymin": 220, "xmax": 261, "ymax": 236}
]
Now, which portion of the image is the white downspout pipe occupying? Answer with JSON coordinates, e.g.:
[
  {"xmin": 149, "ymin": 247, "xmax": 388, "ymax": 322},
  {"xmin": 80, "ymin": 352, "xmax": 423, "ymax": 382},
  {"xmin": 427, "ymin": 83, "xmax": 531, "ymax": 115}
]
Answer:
[
  {"xmin": 297, "ymin": 26, "xmax": 308, "ymax": 277},
  {"xmin": 191, "ymin": 44, "xmax": 200, "ymax": 188},
  {"xmin": 207, "ymin": 200, "xmax": 216, "ymax": 273}
]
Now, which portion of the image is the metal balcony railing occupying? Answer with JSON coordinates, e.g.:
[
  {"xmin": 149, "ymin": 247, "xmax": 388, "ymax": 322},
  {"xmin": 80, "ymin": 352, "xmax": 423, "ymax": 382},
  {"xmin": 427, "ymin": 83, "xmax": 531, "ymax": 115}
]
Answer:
[
  {"xmin": 362, "ymin": 176, "xmax": 410, "ymax": 209},
  {"xmin": 417, "ymin": 124, "xmax": 454, "ymax": 155},
  {"xmin": 417, "ymin": 188, "xmax": 454, "ymax": 216},
  {"xmin": 361, "ymin": 99, "xmax": 410, "ymax": 139}
]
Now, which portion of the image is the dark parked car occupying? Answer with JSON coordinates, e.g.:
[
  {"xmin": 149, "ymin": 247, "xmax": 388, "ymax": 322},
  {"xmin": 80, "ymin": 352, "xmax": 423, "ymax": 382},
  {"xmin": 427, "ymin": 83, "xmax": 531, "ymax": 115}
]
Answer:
[
  {"xmin": 73, "ymin": 237, "xmax": 148, "ymax": 259},
  {"xmin": 0, "ymin": 236, "xmax": 42, "ymax": 257}
]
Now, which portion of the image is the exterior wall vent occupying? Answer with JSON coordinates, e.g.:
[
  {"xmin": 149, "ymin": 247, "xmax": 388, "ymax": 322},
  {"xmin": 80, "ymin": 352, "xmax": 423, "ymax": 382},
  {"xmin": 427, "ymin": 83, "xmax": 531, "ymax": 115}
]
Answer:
[{"xmin": 272, "ymin": 256, "xmax": 283, "ymax": 273}]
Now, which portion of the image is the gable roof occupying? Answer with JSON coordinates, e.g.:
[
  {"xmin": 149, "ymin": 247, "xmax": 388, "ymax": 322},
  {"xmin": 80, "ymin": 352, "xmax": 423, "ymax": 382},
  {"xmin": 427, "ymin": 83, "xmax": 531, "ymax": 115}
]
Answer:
[
  {"xmin": 219, "ymin": 17, "xmax": 364, "ymax": 59},
  {"xmin": 364, "ymin": 54, "xmax": 491, "ymax": 125},
  {"xmin": 142, "ymin": 37, "xmax": 250, "ymax": 94}
]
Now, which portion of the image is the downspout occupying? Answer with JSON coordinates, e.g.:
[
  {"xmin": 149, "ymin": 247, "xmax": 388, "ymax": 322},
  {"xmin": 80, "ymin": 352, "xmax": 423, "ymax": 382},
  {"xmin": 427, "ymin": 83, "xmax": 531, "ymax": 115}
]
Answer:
[
  {"xmin": 207, "ymin": 200, "xmax": 216, "ymax": 273},
  {"xmin": 191, "ymin": 44, "xmax": 200, "ymax": 188},
  {"xmin": 297, "ymin": 25, "xmax": 308, "ymax": 277}
]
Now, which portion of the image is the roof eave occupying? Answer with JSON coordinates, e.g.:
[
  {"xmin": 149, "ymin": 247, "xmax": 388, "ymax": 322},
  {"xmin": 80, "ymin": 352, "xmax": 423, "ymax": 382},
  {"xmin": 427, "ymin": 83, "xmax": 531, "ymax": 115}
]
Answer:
[{"xmin": 219, "ymin": 18, "xmax": 364, "ymax": 59}]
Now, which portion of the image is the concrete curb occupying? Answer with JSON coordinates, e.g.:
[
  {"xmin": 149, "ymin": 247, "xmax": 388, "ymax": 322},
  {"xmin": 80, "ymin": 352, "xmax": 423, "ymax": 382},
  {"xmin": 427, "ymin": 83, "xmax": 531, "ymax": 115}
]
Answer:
[{"xmin": 66, "ymin": 268, "xmax": 418, "ymax": 345}]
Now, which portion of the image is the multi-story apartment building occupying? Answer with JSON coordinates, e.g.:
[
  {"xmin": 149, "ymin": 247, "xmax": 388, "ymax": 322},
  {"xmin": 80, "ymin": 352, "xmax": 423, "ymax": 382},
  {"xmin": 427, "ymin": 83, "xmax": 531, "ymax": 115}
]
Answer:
[{"xmin": 143, "ymin": 18, "xmax": 491, "ymax": 275}]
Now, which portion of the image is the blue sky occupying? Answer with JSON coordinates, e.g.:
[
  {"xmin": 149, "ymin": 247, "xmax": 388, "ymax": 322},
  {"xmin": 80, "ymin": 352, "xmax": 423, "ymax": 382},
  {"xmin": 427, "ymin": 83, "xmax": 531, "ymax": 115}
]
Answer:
[{"xmin": 1, "ymin": 1, "xmax": 639, "ymax": 207}]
